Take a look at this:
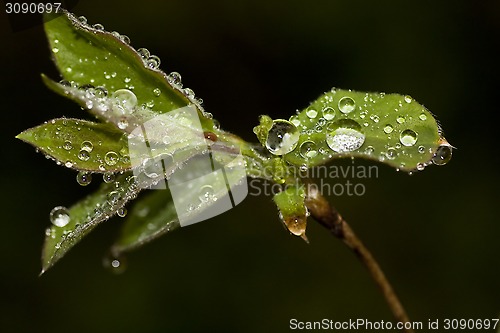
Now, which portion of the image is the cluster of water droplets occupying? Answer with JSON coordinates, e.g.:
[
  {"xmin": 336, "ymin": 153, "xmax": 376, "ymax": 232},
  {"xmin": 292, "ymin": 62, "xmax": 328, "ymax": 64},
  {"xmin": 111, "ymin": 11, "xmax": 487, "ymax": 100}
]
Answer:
[
  {"xmin": 62, "ymin": 12, "xmax": 212, "ymax": 122},
  {"xmin": 262, "ymin": 88, "xmax": 451, "ymax": 172}
]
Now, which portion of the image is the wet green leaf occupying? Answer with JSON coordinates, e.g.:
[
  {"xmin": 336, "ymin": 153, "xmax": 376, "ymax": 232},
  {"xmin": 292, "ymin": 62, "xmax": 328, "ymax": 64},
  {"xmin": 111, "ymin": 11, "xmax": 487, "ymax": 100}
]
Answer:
[
  {"xmin": 273, "ymin": 185, "xmax": 308, "ymax": 240},
  {"xmin": 42, "ymin": 173, "xmax": 141, "ymax": 273},
  {"xmin": 16, "ymin": 118, "xmax": 130, "ymax": 172},
  {"xmin": 255, "ymin": 88, "xmax": 451, "ymax": 172},
  {"xmin": 43, "ymin": 10, "xmax": 214, "ymax": 131}
]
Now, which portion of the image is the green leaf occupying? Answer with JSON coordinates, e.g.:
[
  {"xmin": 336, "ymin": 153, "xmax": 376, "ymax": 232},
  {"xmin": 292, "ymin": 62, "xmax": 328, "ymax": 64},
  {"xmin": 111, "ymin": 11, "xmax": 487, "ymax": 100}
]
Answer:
[
  {"xmin": 43, "ymin": 10, "xmax": 214, "ymax": 131},
  {"xmin": 112, "ymin": 190, "xmax": 180, "ymax": 255},
  {"xmin": 42, "ymin": 173, "xmax": 141, "ymax": 273},
  {"xmin": 16, "ymin": 118, "xmax": 130, "ymax": 172},
  {"xmin": 273, "ymin": 185, "xmax": 308, "ymax": 240},
  {"xmin": 255, "ymin": 88, "xmax": 452, "ymax": 172}
]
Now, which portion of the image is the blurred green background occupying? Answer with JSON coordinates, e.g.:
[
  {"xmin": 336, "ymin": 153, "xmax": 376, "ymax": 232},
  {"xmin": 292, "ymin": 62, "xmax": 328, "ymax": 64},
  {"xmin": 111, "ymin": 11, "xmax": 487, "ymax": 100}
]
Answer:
[{"xmin": 1, "ymin": 0, "xmax": 499, "ymax": 332}]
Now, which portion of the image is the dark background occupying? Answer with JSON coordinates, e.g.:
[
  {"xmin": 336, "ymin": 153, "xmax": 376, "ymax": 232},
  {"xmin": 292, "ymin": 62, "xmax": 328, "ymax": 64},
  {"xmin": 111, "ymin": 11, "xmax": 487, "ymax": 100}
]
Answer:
[{"xmin": 1, "ymin": 0, "xmax": 499, "ymax": 332}]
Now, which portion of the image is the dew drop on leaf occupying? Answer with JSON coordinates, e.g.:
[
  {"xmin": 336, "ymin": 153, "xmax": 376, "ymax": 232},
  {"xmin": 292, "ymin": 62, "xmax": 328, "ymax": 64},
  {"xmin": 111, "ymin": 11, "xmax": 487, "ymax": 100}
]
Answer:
[
  {"xmin": 432, "ymin": 144, "xmax": 453, "ymax": 165},
  {"xmin": 299, "ymin": 141, "xmax": 318, "ymax": 159},
  {"xmin": 105, "ymin": 151, "xmax": 119, "ymax": 166},
  {"xmin": 338, "ymin": 96, "xmax": 356, "ymax": 114},
  {"xmin": 265, "ymin": 120, "xmax": 300, "ymax": 155},
  {"xmin": 78, "ymin": 149, "xmax": 90, "ymax": 161},
  {"xmin": 63, "ymin": 141, "xmax": 73, "ymax": 150},
  {"xmin": 322, "ymin": 106, "xmax": 335, "ymax": 120},
  {"xmin": 50, "ymin": 206, "xmax": 70, "ymax": 227},
  {"xmin": 306, "ymin": 109, "xmax": 318, "ymax": 119},
  {"xmin": 326, "ymin": 119, "xmax": 365, "ymax": 153},
  {"xmin": 384, "ymin": 124, "xmax": 394, "ymax": 134},
  {"xmin": 400, "ymin": 129, "xmax": 418, "ymax": 147},
  {"xmin": 81, "ymin": 141, "xmax": 93, "ymax": 152},
  {"xmin": 76, "ymin": 171, "xmax": 92, "ymax": 186},
  {"xmin": 103, "ymin": 172, "xmax": 115, "ymax": 183}
]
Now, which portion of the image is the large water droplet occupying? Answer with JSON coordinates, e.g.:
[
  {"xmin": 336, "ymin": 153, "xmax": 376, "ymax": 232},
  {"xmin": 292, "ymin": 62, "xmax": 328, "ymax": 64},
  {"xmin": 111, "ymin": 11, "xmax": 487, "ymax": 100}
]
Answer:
[
  {"xmin": 432, "ymin": 144, "xmax": 452, "ymax": 165},
  {"xmin": 383, "ymin": 124, "xmax": 394, "ymax": 134},
  {"xmin": 326, "ymin": 119, "xmax": 365, "ymax": 153},
  {"xmin": 146, "ymin": 55, "xmax": 161, "ymax": 69},
  {"xmin": 322, "ymin": 107, "xmax": 335, "ymax": 120},
  {"xmin": 338, "ymin": 96, "xmax": 356, "ymax": 114},
  {"xmin": 265, "ymin": 120, "xmax": 300, "ymax": 155},
  {"xmin": 400, "ymin": 129, "xmax": 418, "ymax": 146},
  {"xmin": 419, "ymin": 113, "xmax": 427, "ymax": 121},
  {"xmin": 76, "ymin": 171, "xmax": 92, "ymax": 186},
  {"xmin": 404, "ymin": 95, "xmax": 413, "ymax": 103},
  {"xmin": 50, "ymin": 206, "xmax": 70, "ymax": 227},
  {"xmin": 299, "ymin": 141, "xmax": 318, "ymax": 159}
]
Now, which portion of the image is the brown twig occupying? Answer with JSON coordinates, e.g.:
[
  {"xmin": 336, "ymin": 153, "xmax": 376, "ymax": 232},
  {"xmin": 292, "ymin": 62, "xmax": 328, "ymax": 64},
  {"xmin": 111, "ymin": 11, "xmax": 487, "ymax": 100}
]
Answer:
[{"xmin": 305, "ymin": 185, "xmax": 414, "ymax": 333}]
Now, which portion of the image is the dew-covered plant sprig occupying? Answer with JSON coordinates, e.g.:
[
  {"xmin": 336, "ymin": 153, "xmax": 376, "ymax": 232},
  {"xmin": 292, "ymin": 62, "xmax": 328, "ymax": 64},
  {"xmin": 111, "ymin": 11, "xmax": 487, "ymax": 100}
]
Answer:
[{"xmin": 17, "ymin": 11, "xmax": 452, "ymax": 332}]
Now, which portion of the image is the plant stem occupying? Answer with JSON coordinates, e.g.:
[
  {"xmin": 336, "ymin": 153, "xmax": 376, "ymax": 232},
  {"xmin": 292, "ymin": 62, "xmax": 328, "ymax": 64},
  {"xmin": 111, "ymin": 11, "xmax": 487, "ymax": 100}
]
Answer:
[{"xmin": 305, "ymin": 185, "xmax": 414, "ymax": 333}]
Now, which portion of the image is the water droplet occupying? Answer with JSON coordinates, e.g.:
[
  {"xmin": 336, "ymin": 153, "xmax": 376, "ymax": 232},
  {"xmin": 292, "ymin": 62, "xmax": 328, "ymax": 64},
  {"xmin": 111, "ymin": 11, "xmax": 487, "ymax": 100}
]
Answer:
[
  {"xmin": 289, "ymin": 116, "xmax": 301, "ymax": 127},
  {"xmin": 105, "ymin": 151, "xmax": 119, "ymax": 166},
  {"xmin": 265, "ymin": 120, "xmax": 300, "ymax": 155},
  {"xmin": 400, "ymin": 129, "xmax": 418, "ymax": 146},
  {"xmin": 299, "ymin": 141, "xmax": 318, "ymax": 159},
  {"xmin": 95, "ymin": 86, "xmax": 108, "ymax": 98},
  {"xmin": 364, "ymin": 146, "xmax": 374, "ymax": 154},
  {"xmin": 52, "ymin": 47, "xmax": 59, "ymax": 53},
  {"xmin": 117, "ymin": 207, "xmax": 127, "ymax": 217},
  {"xmin": 50, "ymin": 206, "xmax": 70, "ymax": 227},
  {"xmin": 199, "ymin": 185, "xmax": 215, "ymax": 202},
  {"xmin": 81, "ymin": 141, "xmax": 93, "ymax": 152},
  {"xmin": 78, "ymin": 149, "xmax": 90, "ymax": 161},
  {"xmin": 383, "ymin": 124, "xmax": 394, "ymax": 134},
  {"xmin": 120, "ymin": 34, "xmax": 130, "ymax": 44},
  {"xmin": 65, "ymin": 161, "xmax": 73, "ymax": 168},
  {"xmin": 92, "ymin": 23, "xmax": 104, "ymax": 30},
  {"xmin": 386, "ymin": 148, "xmax": 397, "ymax": 160},
  {"xmin": 416, "ymin": 163, "xmax": 425, "ymax": 171},
  {"xmin": 322, "ymin": 106, "xmax": 335, "ymax": 120},
  {"xmin": 76, "ymin": 171, "xmax": 92, "ymax": 186},
  {"xmin": 103, "ymin": 172, "xmax": 115, "ymax": 183},
  {"xmin": 107, "ymin": 191, "xmax": 121, "ymax": 205},
  {"xmin": 418, "ymin": 145, "xmax": 426, "ymax": 154},
  {"xmin": 396, "ymin": 116, "xmax": 405, "ymax": 124},
  {"xmin": 432, "ymin": 144, "xmax": 452, "ymax": 165},
  {"xmin": 404, "ymin": 95, "xmax": 413, "ymax": 103},
  {"xmin": 63, "ymin": 141, "xmax": 73, "ymax": 150},
  {"xmin": 111, "ymin": 89, "xmax": 137, "ymax": 114},
  {"xmin": 146, "ymin": 55, "xmax": 161, "ymax": 69},
  {"xmin": 124, "ymin": 77, "xmax": 131, "ymax": 83},
  {"xmin": 103, "ymin": 253, "xmax": 127, "ymax": 274},
  {"xmin": 153, "ymin": 88, "xmax": 161, "ymax": 97},
  {"xmin": 137, "ymin": 48, "xmax": 150, "ymax": 59},
  {"xmin": 117, "ymin": 117, "xmax": 129, "ymax": 130},
  {"xmin": 326, "ymin": 119, "xmax": 365, "ymax": 153},
  {"xmin": 370, "ymin": 114, "xmax": 380, "ymax": 123},
  {"xmin": 306, "ymin": 109, "xmax": 318, "ymax": 119},
  {"xmin": 338, "ymin": 96, "xmax": 356, "ymax": 114},
  {"xmin": 419, "ymin": 113, "xmax": 427, "ymax": 121},
  {"xmin": 167, "ymin": 72, "xmax": 182, "ymax": 87},
  {"xmin": 78, "ymin": 16, "xmax": 87, "ymax": 24}
]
